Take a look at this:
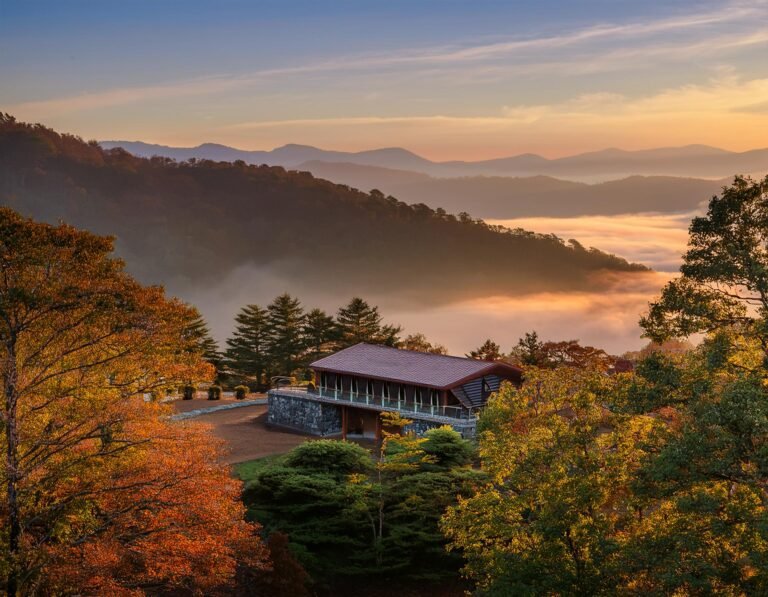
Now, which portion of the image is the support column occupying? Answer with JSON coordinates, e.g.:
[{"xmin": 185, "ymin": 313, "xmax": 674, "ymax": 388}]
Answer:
[
  {"xmin": 341, "ymin": 406, "xmax": 347, "ymax": 440},
  {"xmin": 375, "ymin": 413, "xmax": 382, "ymax": 443}
]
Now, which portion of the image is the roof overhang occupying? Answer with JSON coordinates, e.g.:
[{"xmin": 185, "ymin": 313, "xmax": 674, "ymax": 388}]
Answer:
[{"xmin": 311, "ymin": 360, "xmax": 522, "ymax": 391}]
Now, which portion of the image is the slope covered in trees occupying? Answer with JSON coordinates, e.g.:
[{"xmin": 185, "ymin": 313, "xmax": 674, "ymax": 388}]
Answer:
[
  {"xmin": 298, "ymin": 161, "xmax": 725, "ymax": 217},
  {"xmin": 0, "ymin": 115, "xmax": 646, "ymax": 305}
]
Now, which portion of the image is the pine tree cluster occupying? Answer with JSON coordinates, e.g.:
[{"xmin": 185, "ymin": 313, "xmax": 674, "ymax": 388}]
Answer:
[{"xmin": 223, "ymin": 295, "xmax": 402, "ymax": 389}]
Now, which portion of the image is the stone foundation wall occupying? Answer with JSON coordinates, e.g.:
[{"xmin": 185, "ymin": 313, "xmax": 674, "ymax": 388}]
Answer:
[
  {"xmin": 404, "ymin": 419, "xmax": 477, "ymax": 439},
  {"xmin": 267, "ymin": 392, "xmax": 342, "ymax": 436},
  {"xmin": 268, "ymin": 391, "xmax": 476, "ymax": 438}
]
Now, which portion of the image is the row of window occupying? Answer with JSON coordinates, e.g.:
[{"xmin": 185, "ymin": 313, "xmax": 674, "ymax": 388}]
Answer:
[{"xmin": 319, "ymin": 373, "xmax": 441, "ymax": 407}]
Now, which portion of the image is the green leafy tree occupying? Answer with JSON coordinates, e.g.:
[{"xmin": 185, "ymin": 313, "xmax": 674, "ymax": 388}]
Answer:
[
  {"xmin": 443, "ymin": 367, "xmax": 660, "ymax": 595},
  {"xmin": 266, "ymin": 293, "xmax": 305, "ymax": 376},
  {"xmin": 224, "ymin": 304, "xmax": 271, "ymax": 389},
  {"xmin": 621, "ymin": 371, "xmax": 768, "ymax": 594},
  {"xmin": 335, "ymin": 297, "xmax": 401, "ymax": 347},
  {"xmin": 641, "ymin": 175, "xmax": 768, "ymax": 365},
  {"xmin": 467, "ymin": 339, "xmax": 502, "ymax": 361}
]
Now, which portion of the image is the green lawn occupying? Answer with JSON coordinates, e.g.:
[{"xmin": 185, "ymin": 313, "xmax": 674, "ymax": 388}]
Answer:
[{"xmin": 234, "ymin": 454, "xmax": 287, "ymax": 485}]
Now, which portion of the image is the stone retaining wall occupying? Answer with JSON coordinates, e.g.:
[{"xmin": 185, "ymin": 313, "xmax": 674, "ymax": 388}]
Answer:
[
  {"xmin": 268, "ymin": 390, "xmax": 477, "ymax": 438},
  {"xmin": 267, "ymin": 392, "xmax": 342, "ymax": 436}
]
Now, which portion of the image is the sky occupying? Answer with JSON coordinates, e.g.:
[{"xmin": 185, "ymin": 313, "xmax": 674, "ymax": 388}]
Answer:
[{"xmin": 3, "ymin": 0, "xmax": 768, "ymax": 160}]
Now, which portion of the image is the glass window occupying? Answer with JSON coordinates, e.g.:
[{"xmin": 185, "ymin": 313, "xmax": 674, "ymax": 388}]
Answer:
[{"xmin": 430, "ymin": 389, "xmax": 439, "ymax": 407}]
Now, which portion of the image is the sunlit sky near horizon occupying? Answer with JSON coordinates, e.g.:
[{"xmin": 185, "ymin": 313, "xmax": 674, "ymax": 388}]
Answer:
[{"xmin": 3, "ymin": 0, "xmax": 768, "ymax": 160}]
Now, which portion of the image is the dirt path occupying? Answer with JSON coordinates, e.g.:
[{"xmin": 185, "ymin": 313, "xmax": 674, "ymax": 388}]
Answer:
[{"xmin": 173, "ymin": 398, "xmax": 311, "ymax": 463}]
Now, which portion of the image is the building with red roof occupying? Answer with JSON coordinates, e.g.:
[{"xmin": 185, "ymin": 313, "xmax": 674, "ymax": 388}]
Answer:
[{"xmin": 268, "ymin": 343, "xmax": 522, "ymax": 439}]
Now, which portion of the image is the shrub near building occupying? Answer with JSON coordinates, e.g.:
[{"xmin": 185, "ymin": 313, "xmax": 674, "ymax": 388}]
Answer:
[{"xmin": 242, "ymin": 427, "xmax": 484, "ymax": 592}]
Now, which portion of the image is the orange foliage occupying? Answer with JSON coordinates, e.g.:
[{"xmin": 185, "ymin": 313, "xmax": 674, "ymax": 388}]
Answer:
[
  {"xmin": 0, "ymin": 209, "xmax": 268, "ymax": 593},
  {"xmin": 40, "ymin": 412, "xmax": 267, "ymax": 594}
]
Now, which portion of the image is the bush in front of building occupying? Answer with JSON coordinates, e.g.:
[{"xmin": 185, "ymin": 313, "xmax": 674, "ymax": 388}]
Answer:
[
  {"xmin": 235, "ymin": 385, "xmax": 249, "ymax": 400},
  {"xmin": 421, "ymin": 426, "xmax": 475, "ymax": 470},
  {"xmin": 207, "ymin": 385, "xmax": 222, "ymax": 400},
  {"xmin": 241, "ymin": 432, "xmax": 486, "ymax": 590},
  {"xmin": 182, "ymin": 384, "xmax": 196, "ymax": 400},
  {"xmin": 284, "ymin": 439, "xmax": 374, "ymax": 477}
]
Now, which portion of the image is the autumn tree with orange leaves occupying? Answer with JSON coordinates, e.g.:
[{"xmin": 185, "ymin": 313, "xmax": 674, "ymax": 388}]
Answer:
[{"xmin": 0, "ymin": 208, "xmax": 267, "ymax": 595}]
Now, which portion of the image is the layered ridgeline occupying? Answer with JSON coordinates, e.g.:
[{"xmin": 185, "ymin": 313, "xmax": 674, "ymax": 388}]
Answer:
[
  {"xmin": 101, "ymin": 139, "xmax": 768, "ymax": 183},
  {"xmin": 0, "ymin": 115, "xmax": 646, "ymax": 304},
  {"xmin": 294, "ymin": 161, "xmax": 725, "ymax": 218}
]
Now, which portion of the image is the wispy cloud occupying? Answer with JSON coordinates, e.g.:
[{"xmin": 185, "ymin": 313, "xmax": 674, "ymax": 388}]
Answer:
[
  {"xmin": 205, "ymin": 72, "xmax": 768, "ymax": 159},
  {"xmin": 220, "ymin": 73, "xmax": 768, "ymax": 129},
  {"xmin": 7, "ymin": 0, "xmax": 767, "ymax": 118}
]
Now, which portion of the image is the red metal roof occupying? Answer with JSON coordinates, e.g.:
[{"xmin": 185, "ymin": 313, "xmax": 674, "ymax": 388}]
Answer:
[{"xmin": 310, "ymin": 343, "xmax": 522, "ymax": 389}]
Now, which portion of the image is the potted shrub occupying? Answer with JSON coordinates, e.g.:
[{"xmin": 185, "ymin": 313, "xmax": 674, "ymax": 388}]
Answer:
[
  {"xmin": 182, "ymin": 384, "xmax": 196, "ymax": 400},
  {"xmin": 235, "ymin": 385, "xmax": 249, "ymax": 400},
  {"xmin": 207, "ymin": 385, "xmax": 222, "ymax": 400}
]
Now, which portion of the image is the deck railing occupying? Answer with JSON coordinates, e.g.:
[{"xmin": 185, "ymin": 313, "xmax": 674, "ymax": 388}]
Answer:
[{"xmin": 272, "ymin": 385, "xmax": 475, "ymax": 421}]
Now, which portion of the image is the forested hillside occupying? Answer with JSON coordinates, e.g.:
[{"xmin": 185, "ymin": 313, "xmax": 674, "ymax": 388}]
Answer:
[
  {"xmin": 298, "ymin": 161, "xmax": 724, "ymax": 217},
  {"xmin": 0, "ymin": 115, "xmax": 646, "ymax": 303}
]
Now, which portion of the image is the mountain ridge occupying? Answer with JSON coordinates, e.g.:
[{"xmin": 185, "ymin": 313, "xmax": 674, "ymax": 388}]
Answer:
[
  {"xmin": 100, "ymin": 139, "xmax": 768, "ymax": 181},
  {"xmin": 296, "ymin": 160, "xmax": 727, "ymax": 217},
  {"xmin": 2, "ymin": 116, "xmax": 647, "ymax": 312}
]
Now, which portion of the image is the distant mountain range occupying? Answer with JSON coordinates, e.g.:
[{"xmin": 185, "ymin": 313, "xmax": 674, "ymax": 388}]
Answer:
[
  {"xmin": 101, "ymin": 140, "xmax": 768, "ymax": 182},
  {"xmin": 3, "ymin": 117, "xmax": 647, "ymax": 311},
  {"xmin": 295, "ymin": 161, "xmax": 726, "ymax": 217}
]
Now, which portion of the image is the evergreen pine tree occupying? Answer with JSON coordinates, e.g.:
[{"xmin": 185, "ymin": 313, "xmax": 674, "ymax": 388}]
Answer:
[
  {"xmin": 336, "ymin": 297, "xmax": 401, "ymax": 347},
  {"xmin": 183, "ymin": 313, "xmax": 222, "ymax": 372},
  {"xmin": 509, "ymin": 330, "xmax": 546, "ymax": 366},
  {"xmin": 266, "ymin": 293, "xmax": 306, "ymax": 376},
  {"xmin": 303, "ymin": 308, "xmax": 339, "ymax": 363},
  {"xmin": 224, "ymin": 304, "xmax": 270, "ymax": 389},
  {"xmin": 467, "ymin": 339, "xmax": 502, "ymax": 361}
]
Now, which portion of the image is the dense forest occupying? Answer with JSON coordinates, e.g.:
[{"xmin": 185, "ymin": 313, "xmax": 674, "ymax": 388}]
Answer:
[
  {"xmin": 0, "ymin": 115, "xmax": 646, "ymax": 304},
  {"xmin": 241, "ymin": 176, "xmax": 768, "ymax": 596}
]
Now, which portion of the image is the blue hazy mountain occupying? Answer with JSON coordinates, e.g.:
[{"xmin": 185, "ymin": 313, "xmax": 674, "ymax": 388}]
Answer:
[{"xmin": 100, "ymin": 140, "xmax": 768, "ymax": 181}]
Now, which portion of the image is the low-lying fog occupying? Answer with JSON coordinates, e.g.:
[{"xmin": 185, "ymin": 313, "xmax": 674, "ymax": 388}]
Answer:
[{"xmin": 177, "ymin": 211, "xmax": 696, "ymax": 357}]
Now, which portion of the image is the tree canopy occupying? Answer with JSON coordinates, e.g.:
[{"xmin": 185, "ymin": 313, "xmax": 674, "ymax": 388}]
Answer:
[
  {"xmin": 642, "ymin": 175, "xmax": 768, "ymax": 360},
  {"xmin": 0, "ymin": 208, "xmax": 267, "ymax": 593},
  {"xmin": 243, "ymin": 424, "xmax": 483, "ymax": 593}
]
